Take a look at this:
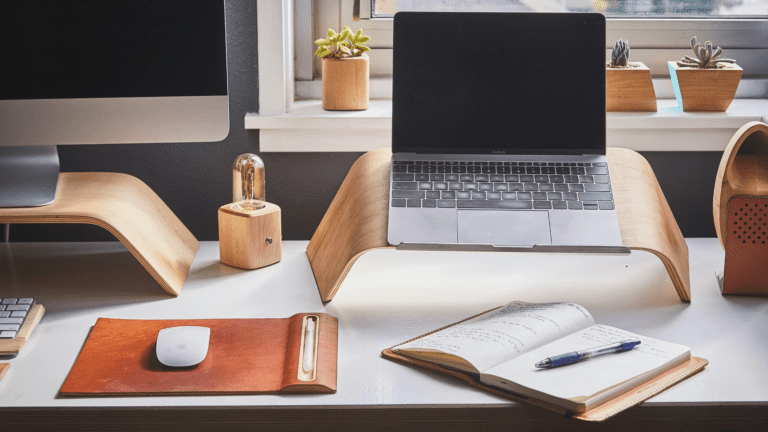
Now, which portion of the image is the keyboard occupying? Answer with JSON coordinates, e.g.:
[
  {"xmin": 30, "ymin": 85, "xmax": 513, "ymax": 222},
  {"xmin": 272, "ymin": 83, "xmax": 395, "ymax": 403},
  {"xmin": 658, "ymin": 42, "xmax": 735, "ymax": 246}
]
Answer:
[
  {"xmin": 0, "ymin": 298, "xmax": 35, "ymax": 339},
  {"xmin": 391, "ymin": 161, "xmax": 614, "ymax": 211}
]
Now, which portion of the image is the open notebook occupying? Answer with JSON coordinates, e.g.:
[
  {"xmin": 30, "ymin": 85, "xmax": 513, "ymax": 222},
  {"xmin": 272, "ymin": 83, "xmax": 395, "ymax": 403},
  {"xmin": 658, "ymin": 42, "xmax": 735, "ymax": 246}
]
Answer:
[{"xmin": 386, "ymin": 301, "xmax": 705, "ymax": 417}]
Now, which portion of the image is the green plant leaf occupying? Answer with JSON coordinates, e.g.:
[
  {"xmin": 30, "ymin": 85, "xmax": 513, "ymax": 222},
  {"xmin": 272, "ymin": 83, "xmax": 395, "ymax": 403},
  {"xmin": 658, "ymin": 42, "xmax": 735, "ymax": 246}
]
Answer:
[
  {"xmin": 359, "ymin": 45, "xmax": 370, "ymax": 52},
  {"xmin": 356, "ymin": 35, "xmax": 371, "ymax": 44},
  {"xmin": 314, "ymin": 38, "xmax": 328, "ymax": 46},
  {"xmin": 327, "ymin": 28, "xmax": 336, "ymax": 38}
]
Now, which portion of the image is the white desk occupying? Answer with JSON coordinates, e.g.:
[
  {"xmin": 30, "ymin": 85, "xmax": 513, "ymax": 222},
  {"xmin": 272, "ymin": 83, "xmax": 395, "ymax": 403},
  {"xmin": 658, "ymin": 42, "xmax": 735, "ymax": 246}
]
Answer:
[{"xmin": 1, "ymin": 240, "xmax": 767, "ymax": 431}]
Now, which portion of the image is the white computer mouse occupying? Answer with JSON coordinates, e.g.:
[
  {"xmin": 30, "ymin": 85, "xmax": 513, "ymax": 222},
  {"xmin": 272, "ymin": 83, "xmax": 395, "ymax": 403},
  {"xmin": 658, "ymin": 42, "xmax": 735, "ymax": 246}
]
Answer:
[{"xmin": 156, "ymin": 326, "xmax": 211, "ymax": 367}]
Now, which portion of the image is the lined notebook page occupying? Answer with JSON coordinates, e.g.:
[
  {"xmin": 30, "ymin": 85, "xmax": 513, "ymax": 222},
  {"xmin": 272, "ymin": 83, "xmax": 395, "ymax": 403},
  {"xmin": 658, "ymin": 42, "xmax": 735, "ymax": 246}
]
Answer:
[
  {"xmin": 395, "ymin": 302, "xmax": 595, "ymax": 373},
  {"xmin": 483, "ymin": 325, "xmax": 691, "ymax": 400}
]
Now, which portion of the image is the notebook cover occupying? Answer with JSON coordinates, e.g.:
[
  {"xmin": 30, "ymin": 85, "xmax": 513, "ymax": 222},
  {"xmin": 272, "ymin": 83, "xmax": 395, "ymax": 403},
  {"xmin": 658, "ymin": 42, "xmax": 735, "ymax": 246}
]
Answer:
[
  {"xmin": 381, "ymin": 309, "xmax": 708, "ymax": 422},
  {"xmin": 60, "ymin": 313, "xmax": 338, "ymax": 396}
]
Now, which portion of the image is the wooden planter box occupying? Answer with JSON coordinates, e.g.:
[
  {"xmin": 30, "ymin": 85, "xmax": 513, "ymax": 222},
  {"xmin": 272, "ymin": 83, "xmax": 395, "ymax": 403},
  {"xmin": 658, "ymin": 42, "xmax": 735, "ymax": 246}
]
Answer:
[
  {"xmin": 668, "ymin": 61, "xmax": 742, "ymax": 112},
  {"xmin": 322, "ymin": 54, "xmax": 369, "ymax": 111},
  {"xmin": 606, "ymin": 62, "xmax": 657, "ymax": 112}
]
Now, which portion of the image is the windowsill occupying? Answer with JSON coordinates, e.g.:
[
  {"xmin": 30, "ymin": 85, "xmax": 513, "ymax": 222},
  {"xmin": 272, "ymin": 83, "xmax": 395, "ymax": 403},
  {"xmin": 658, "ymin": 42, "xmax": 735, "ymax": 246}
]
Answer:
[{"xmin": 246, "ymin": 99, "xmax": 768, "ymax": 152}]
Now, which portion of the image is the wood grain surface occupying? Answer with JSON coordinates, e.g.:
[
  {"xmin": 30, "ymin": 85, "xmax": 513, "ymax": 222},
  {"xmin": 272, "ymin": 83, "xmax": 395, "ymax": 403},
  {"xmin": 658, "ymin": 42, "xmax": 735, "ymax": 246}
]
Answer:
[
  {"xmin": 321, "ymin": 54, "xmax": 369, "ymax": 110},
  {"xmin": 0, "ymin": 363, "xmax": 8, "ymax": 382},
  {"xmin": 218, "ymin": 202, "xmax": 282, "ymax": 269},
  {"xmin": 606, "ymin": 63, "xmax": 657, "ymax": 112},
  {"xmin": 669, "ymin": 62, "xmax": 742, "ymax": 112},
  {"xmin": 60, "ymin": 314, "xmax": 338, "ymax": 396},
  {"xmin": 0, "ymin": 173, "xmax": 199, "ymax": 296},
  {"xmin": 0, "ymin": 305, "xmax": 45, "ymax": 356},
  {"xmin": 307, "ymin": 148, "xmax": 690, "ymax": 302}
]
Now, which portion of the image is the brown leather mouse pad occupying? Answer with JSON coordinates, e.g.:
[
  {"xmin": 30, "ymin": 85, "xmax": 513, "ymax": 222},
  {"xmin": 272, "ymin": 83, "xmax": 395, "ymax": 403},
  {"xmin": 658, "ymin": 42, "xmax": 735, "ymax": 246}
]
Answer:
[{"xmin": 60, "ymin": 314, "xmax": 337, "ymax": 396}]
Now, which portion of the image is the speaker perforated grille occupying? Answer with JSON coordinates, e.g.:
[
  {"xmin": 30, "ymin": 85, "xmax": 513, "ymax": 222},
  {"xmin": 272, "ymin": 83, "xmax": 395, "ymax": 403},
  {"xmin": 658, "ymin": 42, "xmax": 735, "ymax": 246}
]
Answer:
[{"xmin": 731, "ymin": 201, "xmax": 768, "ymax": 245}]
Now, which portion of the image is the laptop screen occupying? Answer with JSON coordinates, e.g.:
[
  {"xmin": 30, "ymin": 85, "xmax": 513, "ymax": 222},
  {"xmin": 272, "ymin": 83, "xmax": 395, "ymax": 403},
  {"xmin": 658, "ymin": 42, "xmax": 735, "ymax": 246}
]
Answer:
[{"xmin": 392, "ymin": 12, "xmax": 606, "ymax": 156}]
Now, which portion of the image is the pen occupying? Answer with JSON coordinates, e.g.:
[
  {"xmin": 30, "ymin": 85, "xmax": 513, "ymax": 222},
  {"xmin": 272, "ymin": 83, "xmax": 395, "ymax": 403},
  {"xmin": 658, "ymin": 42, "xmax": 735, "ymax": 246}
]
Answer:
[
  {"xmin": 534, "ymin": 340, "xmax": 641, "ymax": 369},
  {"xmin": 302, "ymin": 318, "xmax": 316, "ymax": 373}
]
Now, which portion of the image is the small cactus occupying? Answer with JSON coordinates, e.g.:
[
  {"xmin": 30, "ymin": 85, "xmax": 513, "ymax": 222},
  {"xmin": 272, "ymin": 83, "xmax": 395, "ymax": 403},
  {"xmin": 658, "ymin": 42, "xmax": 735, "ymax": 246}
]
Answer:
[
  {"xmin": 677, "ymin": 37, "xmax": 736, "ymax": 68},
  {"xmin": 314, "ymin": 26, "xmax": 371, "ymax": 58},
  {"xmin": 609, "ymin": 39, "xmax": 630, "ymax": 67}
]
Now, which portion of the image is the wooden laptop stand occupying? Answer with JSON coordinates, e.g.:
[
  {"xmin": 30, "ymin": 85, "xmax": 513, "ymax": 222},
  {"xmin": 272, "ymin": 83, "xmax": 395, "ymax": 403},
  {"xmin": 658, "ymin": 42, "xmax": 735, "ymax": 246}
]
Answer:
[
  {"xmin": 307, "ymin": 148, "xmax": 690, "ymax": 303},
  {"xmin": 0, "ymin": 173, "xmax": 198, "ymax": 296}
]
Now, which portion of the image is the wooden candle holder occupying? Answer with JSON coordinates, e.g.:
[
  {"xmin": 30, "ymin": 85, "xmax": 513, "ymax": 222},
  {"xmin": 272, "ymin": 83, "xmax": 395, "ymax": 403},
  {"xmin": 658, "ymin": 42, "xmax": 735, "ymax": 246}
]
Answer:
[
  {"xmin": 218, "ymin": 202, "xmax": 282, "ymax": 270},
  {"xmin": 713, "ymin": 121, "xmax": 768, "ymax": 295}
]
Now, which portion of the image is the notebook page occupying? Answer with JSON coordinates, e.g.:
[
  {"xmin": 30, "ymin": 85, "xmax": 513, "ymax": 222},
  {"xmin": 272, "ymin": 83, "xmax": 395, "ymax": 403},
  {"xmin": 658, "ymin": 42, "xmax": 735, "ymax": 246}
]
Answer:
[
  {"xmin": 483, "ymin": 325, "xmax": 690, "ymax": 400},
  {"xmin": 395, "ymin": 302, "xmax": 594, "ymax": 373}
]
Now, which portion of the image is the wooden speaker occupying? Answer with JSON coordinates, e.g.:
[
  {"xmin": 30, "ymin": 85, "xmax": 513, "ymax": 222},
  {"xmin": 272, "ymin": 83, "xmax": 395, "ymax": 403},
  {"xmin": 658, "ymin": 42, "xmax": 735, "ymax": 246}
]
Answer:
[
  {"xmin": 714, "ymin": 121, "xmax": 768, "ymax": 295},
  {"xmin": 218, "ymin": 202, "xmax": 282, "ymax": 270}
]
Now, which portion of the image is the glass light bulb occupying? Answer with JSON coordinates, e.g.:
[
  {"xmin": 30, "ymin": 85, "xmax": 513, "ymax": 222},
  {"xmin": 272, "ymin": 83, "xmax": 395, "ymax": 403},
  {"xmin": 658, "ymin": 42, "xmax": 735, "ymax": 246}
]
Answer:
[{"xmin": 232, "ymin": 153, "xmax": 265, "ymax": 210}]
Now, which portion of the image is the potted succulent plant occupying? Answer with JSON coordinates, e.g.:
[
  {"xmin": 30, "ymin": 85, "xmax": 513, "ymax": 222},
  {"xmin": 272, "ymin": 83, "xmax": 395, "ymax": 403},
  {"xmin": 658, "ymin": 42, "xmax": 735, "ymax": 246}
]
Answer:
[
  {"xmin": 314, "ymin": 26, "xmax": 371, "ymax": 111},
  {"xmin": 668, "ymin": 37, "xmax": 742, "ymax": 112},
  {"xmin": 606, "ymin": 39, "xmax": 656, "ymax": 112}
]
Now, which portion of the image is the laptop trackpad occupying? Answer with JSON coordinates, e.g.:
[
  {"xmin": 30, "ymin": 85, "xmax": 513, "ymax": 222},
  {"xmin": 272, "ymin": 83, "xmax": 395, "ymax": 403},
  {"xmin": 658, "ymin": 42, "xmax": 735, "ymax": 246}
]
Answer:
[{"xmin": 457, "ymin": 210, "xmax": 552, "ymax": 246}]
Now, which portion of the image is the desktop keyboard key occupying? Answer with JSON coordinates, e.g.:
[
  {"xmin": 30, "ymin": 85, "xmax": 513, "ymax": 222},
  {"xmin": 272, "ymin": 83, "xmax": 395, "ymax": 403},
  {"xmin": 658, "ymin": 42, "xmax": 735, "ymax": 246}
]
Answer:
[
  {"xmin": 533, "ymin": 192, "xmax": 547, "ymax": 200},
  {"xmin": 585, "ymin": 183, "xmax": 611, "ymax": 192},
  {"xmin": 502, "ymin": 192, "xmax": 517, "ymax": 200},
  {"xmin": 568, "ymin": 201, "xmax": 583, "ymax": 210},
  {"xmin": 18, "ymin": 299, "xmax": 34, "ymax": 305},
  {"xmin": 472, "ymin": 192, "xmax": 486, "ymax": 199},
  {"xmin": 586, "ymin": 167, "xmax": 608, "ymax": 175},
  {"xmin": 517, "ymin": 192, "xmax": 533, "ymax": 200},
  {"xmin": 406, "ymin": 199, "xmax": 421, "ymax": 207},
  {"xmin": 524, "ymin": 183, "xmax": 538, "ymax": 191},
  {"xmin": 415, "ymin": 174, "xmax": 429, "ymax": 181},
  {"xmin": 0, "ymin": 318, "xmax": 23, "ymax": 324},
  {"xmin": 479, "ymin": 183, "xmax": 493, "ymax": 191},
  {"xmin": 434, "ymin": 182, "xmax": 448, "ymax": 190},
  {"xmin": 505, "ymin": 175, "xmax": 520, "ymax": 182},
  {"xmin": 599, "ymin": 201, "xmax": 615, "ymax": 210},
  {"xmin": 430, "ymin": 174, "xmax": 445, "ymax": 181},
  {"xmin": 437, "ymin": 200, "xmax": 456, "ymax": 208},
  {"xmin": 393, "ymin": 173, "xmax": 414, "ymax": 181},
  {"xmin": 456, "ymin": 191, "xmax": 471, "ymax": 199},
  {"xmin": 460, "ymin": 174, "xmax": 474, "ymax": 182},
  {"xmin": 490, "ymin": 175, "xmax": 504, "ymax": 182},
  {"xmin": 458, "ymin": 200, "xmax": 533, "ymax": 209},
  {"xmin": 539, "ymin": 184, "xmax": 554, "ymax": 192},
  {"xmin": 507, "ymin": 183, "xmax": 524, "ymax": 191},
  {"xmin": 579, "ymin": 175, "xmax": 594, "ymax": 183},
  {"xmin": 569, "ymin": 184, "xmax": 584, "ymax": 192},
  {"xmin": 534, "ymin": 201, "xmax": 552, "ymax": 209},
  {"xmin": 594, "ymin": 175, "xmax": 610, "ymax": 184},
  {"xmin": 419, "ymin": 182, "xmax": 433, "ymax": 190},
  {"xmin": 393, "ymin": 191, "xmax": 425, "ymax": 199},
  {"xmin": 6, "ymin": 305, "xmax": 29, "ymax": 311},
  {"xmin": 393, "ymin": 182, "xmax": 418, "ymax": 190},
  {"xmin": 593, "ymin": 162, "xmax": 607, "ymax": 167},
  {"xmin": 426, "ymin": 191, "xmax": 441, "ymax": 199},
  {"xmin": 487, "ymin": 192, "xmax": 501, "ymax": 200},
  {"xmin": 2, "ymin": 299, "xmax": 17, "ymax": 305},
  {"xmin": 441, "ymin": 191, "xmax": 456, "ymax": 199},
  {"xmin": 446, "ymin": 174, "xmax": 459, "ymax": 181},
  {"xmin": 449, "ymin": 182, "xmax": 463, "ymax": 190},
  {"xmin": 422, "ymin": 199, "xmax": 436, "ymax": 208},
  {"xmin": 554, "ymin": 184, "xmax": 569, "ymax": 191},
  {"xmin": 494, "ymin": 183, "xmax": 508, "ymax": 191},
  {"xmin": 464, "ymin": 183, "xmax": 479, "ymax": 191},
  {"xmin": 548, "ymin": 192, "xmax": 562, "ymax": 200},
  {"xmin": 0, "ymin": 312, "xmax": 9, "ymax": 318},
  {"xmin": 583, "ymin": 202, "xmax": 599, "ymax": 210},
  {"xmin": 579, "ymin": 192, "xmax": 613, "ymax": 201},
  {"xmin": 475, "ymin": 174, "xmax": 490, "ymax": 182},
  {"xmin": 0, "ymin": 331, "xmax": 18, "ymax": 338},
  {"xmin": 553, "ymin": 201, "xmax": 568, "ymax": 209},
  {"xmin": 393, "ymin": 165, "xmax": 408, "ymax": 173}
]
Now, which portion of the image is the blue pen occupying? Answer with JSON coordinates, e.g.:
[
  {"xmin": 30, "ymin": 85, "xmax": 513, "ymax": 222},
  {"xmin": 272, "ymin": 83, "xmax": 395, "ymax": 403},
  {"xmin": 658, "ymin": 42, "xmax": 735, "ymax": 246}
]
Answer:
[{"xmin": 534, "ymin": 340, "xmax": 642, "ymax": 369}]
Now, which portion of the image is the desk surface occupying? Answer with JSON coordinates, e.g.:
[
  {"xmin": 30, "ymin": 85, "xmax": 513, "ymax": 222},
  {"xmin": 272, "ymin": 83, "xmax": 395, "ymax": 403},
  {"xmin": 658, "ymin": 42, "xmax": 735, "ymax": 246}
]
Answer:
[{"xmin": 1, "ymin": 240, "xmax": 767, "ymax": 431}]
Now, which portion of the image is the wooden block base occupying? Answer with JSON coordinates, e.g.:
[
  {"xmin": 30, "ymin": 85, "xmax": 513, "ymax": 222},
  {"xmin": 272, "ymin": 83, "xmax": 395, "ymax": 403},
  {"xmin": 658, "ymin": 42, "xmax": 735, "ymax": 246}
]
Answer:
[
  {"xmin": 308, "ymin": 148, "xmax": 690, "ymax": 303},
  {"xmin": 218, "ymin": 202, "xmax": 282, "ymax": 270},
  {"xmin": 0, "ymin": 304, "xmax": 44, "ymax": 356}
]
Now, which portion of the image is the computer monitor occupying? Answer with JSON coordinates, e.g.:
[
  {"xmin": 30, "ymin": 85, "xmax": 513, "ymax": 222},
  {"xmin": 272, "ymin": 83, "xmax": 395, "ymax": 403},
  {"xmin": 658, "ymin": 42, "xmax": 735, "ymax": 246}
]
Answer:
[{"xmin": 0, "ymin": 0, "xmax": 229, "ymax": 207}]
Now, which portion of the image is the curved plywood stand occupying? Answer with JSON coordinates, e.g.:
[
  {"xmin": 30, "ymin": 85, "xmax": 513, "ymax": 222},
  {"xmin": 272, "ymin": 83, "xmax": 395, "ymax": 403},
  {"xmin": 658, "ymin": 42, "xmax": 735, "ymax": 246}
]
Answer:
[
  {"xmin": 308, "ymin": 148, "xmax": 690, "ymax": 303},
  {"xmin": 713, "ymin": 121, "xmax": 768, "ymax": 249},
  {"xmin": 0, "ymin": 173, "xmax": 199, "ymax": 296}
]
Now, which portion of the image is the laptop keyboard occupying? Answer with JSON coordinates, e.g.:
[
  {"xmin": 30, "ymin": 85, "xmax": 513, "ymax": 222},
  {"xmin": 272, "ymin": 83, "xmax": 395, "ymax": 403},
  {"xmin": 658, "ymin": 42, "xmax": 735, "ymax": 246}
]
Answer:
[
  {"xmin": 391, "ymin": 161, "xmax": 614, "ymax": 210},
  {"xmin": 0, "ymin": 298, "xmax": 35, "ymax": 339}
]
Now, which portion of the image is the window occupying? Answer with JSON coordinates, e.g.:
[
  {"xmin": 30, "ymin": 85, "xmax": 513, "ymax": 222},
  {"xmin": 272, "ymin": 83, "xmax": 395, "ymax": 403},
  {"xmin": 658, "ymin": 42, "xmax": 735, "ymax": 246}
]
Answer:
[{"xmin": 296, "ymin": 0, "xmax": 768, "ymax": 100}]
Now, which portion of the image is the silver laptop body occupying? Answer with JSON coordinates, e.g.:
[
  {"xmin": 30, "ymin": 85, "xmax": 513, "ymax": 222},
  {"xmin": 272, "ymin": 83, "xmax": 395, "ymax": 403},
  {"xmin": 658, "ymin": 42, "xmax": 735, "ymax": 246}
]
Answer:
[{"xmin": 387, "ymin": 12, "xmax": 626, "ymax": 253}]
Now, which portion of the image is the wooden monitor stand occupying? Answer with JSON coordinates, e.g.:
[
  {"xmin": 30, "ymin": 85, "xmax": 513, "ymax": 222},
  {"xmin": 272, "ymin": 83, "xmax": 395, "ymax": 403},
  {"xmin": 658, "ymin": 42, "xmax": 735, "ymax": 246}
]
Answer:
[
  {"xmin": 307, "ymin": 148, "xmax": 690, "ymax": 303},
  {"xmin": 0, "ymin": 172, "xmax": 198, "ymax": 296}
]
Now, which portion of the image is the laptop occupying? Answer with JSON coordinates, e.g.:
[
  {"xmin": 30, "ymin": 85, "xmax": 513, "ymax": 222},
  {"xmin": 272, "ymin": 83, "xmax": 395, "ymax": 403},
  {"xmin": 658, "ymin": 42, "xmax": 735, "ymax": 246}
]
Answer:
[{"xmin": 388, "ymin": 12, "xmax": 626, "ymax": 253}]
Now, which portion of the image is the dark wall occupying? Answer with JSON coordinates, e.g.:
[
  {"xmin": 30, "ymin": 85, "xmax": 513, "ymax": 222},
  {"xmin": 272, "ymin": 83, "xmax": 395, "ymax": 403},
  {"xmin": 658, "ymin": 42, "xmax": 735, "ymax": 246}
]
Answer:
[{"xmin": 7, "ymin": 1, "xmax": 722, "ymax": 243}]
